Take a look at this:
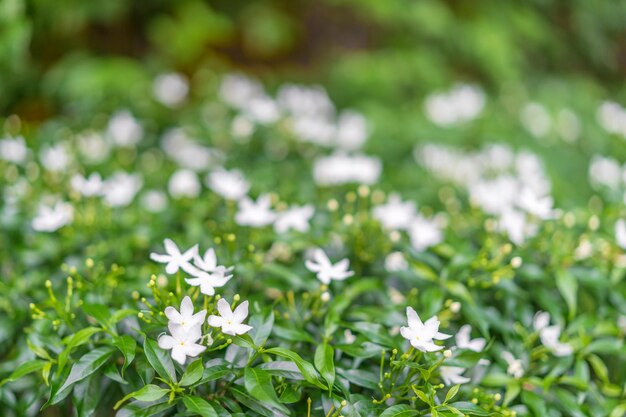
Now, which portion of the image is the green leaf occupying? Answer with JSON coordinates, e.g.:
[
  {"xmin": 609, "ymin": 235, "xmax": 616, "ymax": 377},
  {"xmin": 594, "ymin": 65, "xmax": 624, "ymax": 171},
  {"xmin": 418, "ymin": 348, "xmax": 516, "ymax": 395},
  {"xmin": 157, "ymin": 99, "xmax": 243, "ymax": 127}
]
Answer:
[
  {"xmin": 183, "ymin": 396, "xmax": 218, "ymax": 417},
  {"xmin": 194, "ymin": 364, "xmax": 231, "ymax": 386},
  {"xmin": 444, "ymin": 384, "xmax": 460, "ymax": 403},
  {"xmin": 0, "ymin": 359, "xmax": 47, "ymax": 386},
  {"xmin": 279, "ymin": 384, "xmax": 301, "ymax": 403},
  {"xmin": 379, "ymin": 404, "xmax": 419, "ymax": 417},
  {"xmin": 587, "ymin": 354, "xmax": 609, "ymax": 383},
  {"xmin": 264, "ymin": 347, "xmax": 326, "ymax": 389},
  {"xmin": 180, "ymin": 359, "xmax": 204, "ymax": 386},
  {"xmin": 314, "ymin": 343, "xmax": 335, "ymax": 391},
  {"xmin": 113, "ymin": 335, "xmax": 136, "ymax": 376},
  {"xmin": 45, "ymin": 346, "xmax": 114, "ymax": 408},
  {"xmin": 610, "ymin": 403, "xmax": 626, "ymax": 417},
  {"xmin": 232, "ymin": 334, "xmax": 257, "ymax": 350},
  {"xmin": 521, "ymin": 390, "xmax": 547, "ymax": 416},
  {"xmin": 244, "ymin": 367, "xmax": 288, "ymax": 413},
  {"xmin": 230, "ymin": 385, "xmax": 288, "ymax": 417},
  {"xmin": 114, "ymin": 384, "xmax": 170, "ymax": 410},
  {"xmin": 556, "ymin": 269, "xmax": 577, "ymax": 320},
  {"xmin": 57, "ymin": 327, "xmax": 103, "ymax": 375},
  {"xmin": 250, "ymin": 311, "xmax": 274, "ymax": 348},
  {"xmin": 143, "ymin": 337, "xmax": 177, "ymax": 383},
  {"xmin": 82, "ymin": 303, "xmax": 111, "ymax": 328}
]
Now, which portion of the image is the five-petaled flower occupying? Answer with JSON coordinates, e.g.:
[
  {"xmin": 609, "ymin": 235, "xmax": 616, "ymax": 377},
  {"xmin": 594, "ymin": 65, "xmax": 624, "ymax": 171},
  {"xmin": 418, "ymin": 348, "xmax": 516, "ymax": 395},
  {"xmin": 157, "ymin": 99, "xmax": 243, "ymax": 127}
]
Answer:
[
  {"xmin": 164, "ymin": 296, "xmax": 207, "ymax": 332},
  {"xmin": 158, "ymin": 323, "xmax": 206, "ymax": 364},
  {"xmin": 150, "ymin": 238, "xmax": 198, "ymax": 274},
  {"xmin": 185, "ymin": 248, "xmax": 234, "ymax": 295},
  {"xmin": 304, "ymin": 248, "xmax": 354, "ymax": 285},
  {"xmin": 400, "ymin": 307, "xmax": 451, "ymax": 352},
  {"xmin": 207, "ymin": 298, "xmax": 253, "ymax": 336}
]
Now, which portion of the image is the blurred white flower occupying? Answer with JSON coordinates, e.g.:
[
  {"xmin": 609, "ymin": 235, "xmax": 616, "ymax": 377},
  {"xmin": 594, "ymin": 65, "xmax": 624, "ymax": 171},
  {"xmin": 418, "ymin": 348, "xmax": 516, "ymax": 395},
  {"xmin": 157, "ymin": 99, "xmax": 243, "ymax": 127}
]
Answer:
[
  {"xmin": 440, "ymin": 366, "xmax": 471, "ymax": 385},
  {"xmin": 425, "ymin": 84, "xmax": 485, "ymax": 127},
  {"xmin": 161, "ymin": 129, "xmax": 221, "ymax": 172},
  {"xmin": 40, "ymin": 144, "xmax": 70, "ymax": 172},
  {"xmin": 77, "ymin": 131, "xmax": 110, "ymax": 164},
  {"xmin": 206, "ymin": 169, "xmax": 250, "ymax": 201},
  {"xmin": 245, "ymin": 96, "xmax": 280, "ymax": 124},
  {"xmin": 231, "ymin": 115, "xmax": 255, "ymax": 139},
  {"xmin": 235, "ymin": 194, "xmax": 276, "ymax": 227},
  {"xmin": 400, "ymin": 307, "xmax": 451, "ymax": 352},
  {"xmin": 0, "ymin": 136, "xmax": 28, "ymax": 164},
  {"xmin": 335, "ymin": 110, "xmax": 368, "ymax": 150},
  {"xmin": 164, "ymin": 296, "xmax": 207, "ymax": 332},
  {"xmin": 274, "ymin": 204, "xmax": 315, "ymax": 234},
  {"xmin": 32, "ymin": 201, "xmax": 73, "ymax": 232},
  {"xmin": 597, "ymin": 101, "xmax": 626, "ymax": 137},
  {"xmin": 168, "ymin": 169, "xmax": 201, "ymax": 199},
  {"xmin": 517, "ymin": 188, "xmax": 554, "ymax": 219},
  {"xmin": 455, "ymin": 325, "xmax": 486, "ymax": 352},
  {"xmin": 616, "ymin": 220, "xmax": 626, "ymax": 249},
  {"xmin": 373, "ymin": 194, "xmax": 416, "ymax": 231},
  {"xmin": 385, "ymin": 251, "xmax": 408, "ymax": 272},
  {"xmin": 313, "ymin": 153, "xmax": 381, "ymax": 186},
  {"xmin": 158, "ymin": 322, "xmax": 205, "ymax": 365},
  {"xmin": 497, "ymin": 209, "xmax": 536, "ymax": 245},
  {"xmin": 102, "ymin": 172, "xmax": 142, "ymax": 207},
  {"xmin": 408, "ymin": 214, "xmax": 443, "ymax": 251},
  {"xmin": 150, "ymin": 238, "xmax": 198, "ymax": 275},
  {"xmin": 70, "ymin": 173, "xmax": 104, "ymax": 197},
  {"xmin": 501, "ymin": 351, "xmax": 524, "ymax": 378},
  {"xmin": 107, "ymin": 110, "xmax": 143, "ymax": 147},
  {"xmin": 207, "ymin": 298, "xmax": 253, "ymax": 336},
  {"xmin": 277, "ymin": 83, "xmax": 334, "ymax": 118},
  {"xmin": 533, "ymin": 311, "xmax": 572, "ymax": 357},
  {"xmin": 220, "ymin": 74, "xmax": 264, "ymax": 109},
  {"xmin": 141, "ymin": 190, "xmax": 168, "ymax": 213},
  {"xmin": 305, "ymin": 248, "xmax": 354, "ymax": 285},
  {"xmin": 556, "ymin": 109, "xmax": 580, "ymax": 143},
  {"xmin": 520, "ymin": 102, "xmax": 551, "ymax": 139},
  {"xmin": 589, "ymin": 155, "xmax": 622, "ymax": 190},
  {"xmin": 153, "ymin": 72, "xmax": 189, "ymax": 107}
]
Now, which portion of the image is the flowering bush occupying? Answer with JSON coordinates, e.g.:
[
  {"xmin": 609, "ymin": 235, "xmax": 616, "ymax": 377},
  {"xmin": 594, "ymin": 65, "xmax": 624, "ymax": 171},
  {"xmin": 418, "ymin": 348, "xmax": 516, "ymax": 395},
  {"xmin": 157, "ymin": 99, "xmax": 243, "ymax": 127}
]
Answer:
[{"xmin": 2, "ymin": 2, "xmax": 626, "ymax": 417}]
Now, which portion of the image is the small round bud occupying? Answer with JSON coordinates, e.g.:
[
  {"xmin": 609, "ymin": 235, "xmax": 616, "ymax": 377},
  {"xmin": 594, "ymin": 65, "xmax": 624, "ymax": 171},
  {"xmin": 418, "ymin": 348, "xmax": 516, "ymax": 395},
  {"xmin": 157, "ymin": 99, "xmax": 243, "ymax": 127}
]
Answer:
[
  {"xmin": 320, "ymin": 292, "xmax": 331, "ymax": 302},
  {"xmin": 341, "ymin": 400, "xmax": 347, "ymax": 407},
  {"xmin": 86, "ymin": 258, "xmax": 94, "ymax": 268},
  {"xmin": 234, "ymin": 294, "xmax": 241, "ymax": 302},
  {"xmin": 471, "ymin": 398, "xmax": 478, "ymax": 404},
  {"xmin": 450, "ymin": 301, "xmax": 461, "ymax": 313},
  {"xmin": 45, "ymin": 280, "xmax": 52, "ymax": 288},
  {"xmin": 327, "ymin": 199, "xmax": 339, "ymax": 211},
  {"xmin": 510, "ymin": 256, "xmax": 523, "ymax": 269},
  {"xmin": 494, "ymin": 393, "xmax": 502, "ymax": 401},
  {"xmin": 443, "ymin": 349, "xmax": 452, "ymax": 358},
  {"xmin": 138, "ymin": 312, "xmax": 144, "ymax": 318},
  {"xmin": 227, "ymin": 338, "xmax": 233, "ymax": 344}
]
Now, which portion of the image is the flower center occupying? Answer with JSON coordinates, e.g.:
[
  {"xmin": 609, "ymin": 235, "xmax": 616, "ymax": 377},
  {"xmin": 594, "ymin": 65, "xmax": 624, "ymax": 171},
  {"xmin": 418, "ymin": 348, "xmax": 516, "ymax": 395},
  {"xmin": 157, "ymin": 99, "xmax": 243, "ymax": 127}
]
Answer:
[
  {"xmin": 180, "ymin": 342, "xmax": 185, "ymax": 346},
  {"xmin": 227, "ymin": 320, "xmax": 232, "ymax": 325}
]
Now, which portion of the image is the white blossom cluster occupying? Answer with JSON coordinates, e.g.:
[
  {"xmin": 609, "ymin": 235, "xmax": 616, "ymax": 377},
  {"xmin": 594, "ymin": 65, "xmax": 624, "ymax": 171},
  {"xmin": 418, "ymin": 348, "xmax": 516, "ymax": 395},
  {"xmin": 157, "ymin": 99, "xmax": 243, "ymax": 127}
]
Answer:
[
  {"xmin": 416, "ymin": 144, "xmax": 554, "ymax": 244},
  {"xmin": 597, "ymin": 101, "xmax": 626, "ymax": 138},
  {"xmin": 520, "ymin": 103, "xmax": 581, "ymax": 143},
  {"xmin": 424, "ymin": 84, "xmax": 485, "ymax": 127}
]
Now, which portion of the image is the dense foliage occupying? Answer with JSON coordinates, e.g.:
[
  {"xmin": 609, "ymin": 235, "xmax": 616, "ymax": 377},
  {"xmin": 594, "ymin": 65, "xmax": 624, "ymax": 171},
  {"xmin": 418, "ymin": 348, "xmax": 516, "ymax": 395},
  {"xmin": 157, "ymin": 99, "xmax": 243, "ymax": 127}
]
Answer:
[{"xmin": 2, "ymin": 1, "xmax": 626, "ymax": 417}]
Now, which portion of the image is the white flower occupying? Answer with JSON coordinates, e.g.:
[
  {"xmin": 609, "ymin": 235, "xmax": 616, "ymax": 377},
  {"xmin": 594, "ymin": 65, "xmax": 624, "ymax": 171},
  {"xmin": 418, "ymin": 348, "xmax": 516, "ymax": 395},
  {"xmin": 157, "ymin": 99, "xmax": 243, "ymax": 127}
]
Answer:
[
  {"xmin": 373, "ymin": 194, "xmax": 416, "ymax": 231},
  {"xmin": 517, "ymin": 188, "xmax": 554, "ymax": 220},
  {"xmin": 385, "ymin": 251, "xmax": 408, "ymax": 272},
  {"xmin": 235, "ymin": 194, "xmax": 276, "ymax": 227},
  {"xmin": 153, "ymin": 72, "xmax": 189, "ymax": 107},
  {"xmin": 185, "ymin": 249, "xmax": 234, "ymax": 296},
  {"xmin": 496, "ymin": 209, "xmax": 536, "ymax": 245},
  {"xmin": 40, "ymin": 144, "xmax": 70, "ymax": 172},
  {"xmin": 533, "ymin": 311, "xmax": 572, "ymax": 357},
  {"xmin": 520, "ymin": 103, "xmax": 551, "ymax": 139},
  {"xmin": 539, "ymin": 325, "xmax": 573, "ymax": 357},
  {"xmin": 597, "ymin": 101, "xmax": 626, "ymax": 137},
  {"xmin": 616, "ymin": 219, "xmax": 626, "ymax": 249},
  {"xmin": 150, "ymin": 238, "xmax": 198, "ymax": 275},
  {"xmin": 400, "ymin": 307, "xmax": 451, "ymax": 352},
  {"xmin": 32, "ymin": 201, "xmax": 73, "ymax": 232},
  {"xmin": 164, "ymin": 296, "xmax": 207, "ymax": 332},
  {"xmin": 304, "ymin": 248, "xmax": 354, "ymax": 285},
  {"xmin": 141, "ymin": 190, "xmax": 168, "ymax": 213},
  {"xmin": 335, "ymin": 110, "xmax": 368, "ymax": 150},
  {"xmin": 455, "ymin": 325, "xmax": 486, "ymax": 352},
  {"xmin": 408, "ymin": 215, "xmax": 443, "ymax": 251},
  {"xmin": 168, "ymin": 169, "xmax": 201, "ymax": 199},
  {"xmin": 313, "ymin": 153, "xmax": 382, "ymax": 186},
  {"xmin": 244, "ymin": 96, "xmax": 280, "ymax": 124},
  {"xmin": 207, "ymin": 298, "xmax": 253, "ymax": 336},
  {"xmin": 231, "ymin": 115, "xmax": 255, "ymax": 139},
  {"xmin": 425, "ymin": 84, "xmax": 485, "ymax": 127},
  {"xmin": 107, "ymin": 110, "xmax": 143, "ymax": 147},
  {"xmin": 102, "ymin": 172, "xmax": 142, "ymax": 207},
  {"xmin": 77, "ymin": 131, "xmax": 110, "ymax": 164},
  {"xmin": 440, "ymin": 366, "xmax": 471, "ymax": 385},
  {"xmin": 0, "ymin": 136, "xmax": 28, "ymax": 164},
  {"xmin": 70, "ymin": 173, "xmax": 104, "ymax": 197},
  {"xmin": 589, "ymin": 155, "xmax": 621, "ymax": 190},
  {"xmin": 158, "ymin": 323, "xmax": 205, "ymax": 365},
  {"xmin": 161, "ymin": 129, "xmax": 221, "ymax": 171},
  {"xmin": 219, "ymin": 74, "xmax": 264, "ymax": 109},
  {"xmin": 206, "ymin": 169, "xmax": 250, "ymax": 201},
  {"xmin": 501, "ymin": 351, "xmax": 524, "ymax": 378},
  {"xmin": 274, "ymin": 204, "xmax": 314, "ymax": 234}
]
